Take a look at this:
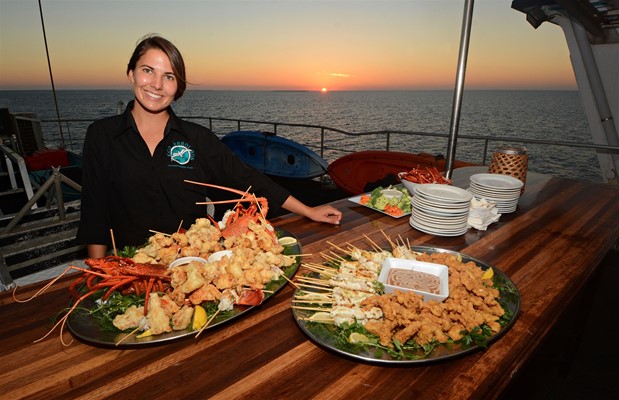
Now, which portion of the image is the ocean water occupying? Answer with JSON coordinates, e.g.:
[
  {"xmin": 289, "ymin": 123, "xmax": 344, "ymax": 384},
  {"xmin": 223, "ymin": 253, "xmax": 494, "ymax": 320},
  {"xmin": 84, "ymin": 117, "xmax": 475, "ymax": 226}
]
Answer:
[{"xmin": 0, "ymin": 89, "xmax": 601, "ymax": 182}]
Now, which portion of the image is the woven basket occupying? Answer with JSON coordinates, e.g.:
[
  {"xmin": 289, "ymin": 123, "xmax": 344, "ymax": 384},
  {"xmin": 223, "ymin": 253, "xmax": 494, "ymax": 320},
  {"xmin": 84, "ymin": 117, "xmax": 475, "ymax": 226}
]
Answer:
[{"xmin": 488, "ymin": 147, "xmax": 528, "ymax": 191}]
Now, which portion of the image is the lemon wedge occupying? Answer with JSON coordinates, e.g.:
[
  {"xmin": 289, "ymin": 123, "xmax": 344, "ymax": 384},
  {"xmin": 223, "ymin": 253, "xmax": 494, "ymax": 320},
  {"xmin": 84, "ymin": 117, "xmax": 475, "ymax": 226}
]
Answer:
[
  {"xmin": 348, "ymin": 332, "xmax": 370, "ymax": 344},
  {"xmin": 308, "ymin": 311, "xmax": 333, "ymax": 323},
  {"xmin": 136, "ymin": 329, "xmax": 152, "ymax": 339},
  {"xmin": 278, "ymin": 236, "xmax": 297, "ymax": 246},
  {"xmin": 193, "ymin": 305, "xmax": 207, "ymax": 330},
  {"xmin": 481, "ymin": 268, "xmax": 494, "ymax": 280}
]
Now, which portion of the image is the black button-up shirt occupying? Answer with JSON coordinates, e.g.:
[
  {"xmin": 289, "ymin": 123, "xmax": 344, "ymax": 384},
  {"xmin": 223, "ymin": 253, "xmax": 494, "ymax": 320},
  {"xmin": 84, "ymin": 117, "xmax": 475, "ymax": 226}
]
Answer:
[{"xmin": 76, "ymin": 101, "xmax": 290, "ymax": 248}]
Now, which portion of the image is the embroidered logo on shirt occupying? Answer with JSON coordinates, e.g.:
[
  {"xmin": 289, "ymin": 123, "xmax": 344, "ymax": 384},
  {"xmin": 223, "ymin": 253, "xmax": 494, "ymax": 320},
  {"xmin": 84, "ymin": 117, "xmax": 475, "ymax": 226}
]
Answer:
[{"xmin": 169, "ymin": 142, "xmax": 194, "ymax": 165}]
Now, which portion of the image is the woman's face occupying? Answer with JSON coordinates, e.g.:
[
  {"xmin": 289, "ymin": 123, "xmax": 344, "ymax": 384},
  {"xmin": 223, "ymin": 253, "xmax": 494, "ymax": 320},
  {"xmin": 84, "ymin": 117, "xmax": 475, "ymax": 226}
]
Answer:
[{"xmin": 128, "ymin": 48, "xmax": 178, "ymax": 114}]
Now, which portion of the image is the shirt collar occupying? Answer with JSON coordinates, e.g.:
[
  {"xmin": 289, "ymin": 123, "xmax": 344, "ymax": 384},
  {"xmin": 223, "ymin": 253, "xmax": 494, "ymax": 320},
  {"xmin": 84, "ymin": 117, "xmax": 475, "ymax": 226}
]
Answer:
[{"xmin": 115, "ymin": 100, "xmax": 187, "ymax": 139}]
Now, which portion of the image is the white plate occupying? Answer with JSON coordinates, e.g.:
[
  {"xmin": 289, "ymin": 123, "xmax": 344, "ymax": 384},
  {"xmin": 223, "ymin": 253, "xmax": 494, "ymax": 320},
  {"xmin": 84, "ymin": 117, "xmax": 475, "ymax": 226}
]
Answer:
[
  {"xmin": 469, "ymin": 183, "xmax": 521, "ymax": 197},
  {"xmin": 412, "ymin": 194, "xmax": 472, "ymax": 210},
  {"xmin": 412, "ymin": 197, "xmax": 471, "ymax": 215},
  {"xmin": 410, "ymin": 217, "xmax": 468, "ymax": 236},
  {"xmin": 470, "ymin": 173, "xmax": 523, "ymax": 190},
  {"xmin": 411, "ymin": 215, "xmax": 469, "ymax": 229},
  {"xmin": 414, "ymin": 184, "xmax": 473, "ymax": 203}
]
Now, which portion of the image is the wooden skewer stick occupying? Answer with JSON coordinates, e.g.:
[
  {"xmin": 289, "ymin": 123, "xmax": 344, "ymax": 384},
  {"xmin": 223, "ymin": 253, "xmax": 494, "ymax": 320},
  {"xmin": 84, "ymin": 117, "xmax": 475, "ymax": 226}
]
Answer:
[
  {"xmin": 303, "ymin": 261, "xmax": 337, "ymax": 269},
  {"xmin": 346, "ymin": 242, "xmax": 361, "ymax": 253},
  {"xmin": 298, "ymin": 316, "xmax": 335, "ymax": 323},
  {"xmin": 302, "ymin": 266, "xmax": 336, "ymax": 277},
  {"xmin": 329, "ymin": 250, "xmax": 348, "ymax": 261},
  {"xmin": 195, "ymin": 308, "xmax": 220, "ymax": 339},
  {"xmin": 296, "ymin": 276, "xmax": 330, "ymax": 284},
  {"xmin": 381, "ymin": 230, "xmax": 396, "ymax": 250},
  {"xmin": 292, "ymin": 299, "xmax": 334, "ymax": 305},
  {"xmin": 148, "ymin": 229, "xmax": 172, "ymax": 237},
  {"xmin": 363, "ymin": 233, "xmax": 383, "ymax": 252},
  {"xmin": 110, "ymin": 229, "xmax": 117, "ymax": 257},
  {"xmin": 294, "ymin": 293, "xmax": 333, "ymax": 300},
  {"xmin": 177, "ymin": 220, "xmax": 184, "ymax": 233},
  {"xmin": 320, "ymin": 253, "xmax": 341, "ymax": 263},
  {"xmin": 291, "ymin": 305, "xmax": 333, "ymax": 312},
  {"xmin": 296, "ymin": 283, "xmax": 333, "ymax": 291},
  {"xmin": 327, "ymin": 241, "xmax": 350, "ymax": 256},
  {"xmin": 280, "ymin": 273, "xmax": 300, "ymax": 290},
  {"xmin": 115, "ymin": 325, "xmax": 141, "ymax": 346},
  {"xmin": 302, "ymin": 263, "xmax": 337, "ymax": 272}
]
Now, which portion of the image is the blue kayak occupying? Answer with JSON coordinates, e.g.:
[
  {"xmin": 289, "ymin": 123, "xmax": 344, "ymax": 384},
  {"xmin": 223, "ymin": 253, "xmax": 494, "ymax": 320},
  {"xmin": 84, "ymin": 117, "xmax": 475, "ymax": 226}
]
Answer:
[{"xmin": 221, "ymin": 131, "xmax": 328, "ymax": 179}]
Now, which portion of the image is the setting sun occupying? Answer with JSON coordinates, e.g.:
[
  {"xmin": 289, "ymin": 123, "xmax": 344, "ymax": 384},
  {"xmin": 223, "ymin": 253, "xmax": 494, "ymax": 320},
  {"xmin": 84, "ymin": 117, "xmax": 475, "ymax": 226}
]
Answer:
[{"xmin": 321, "ymin": 88, "xmax": 328, "ymax": 93}]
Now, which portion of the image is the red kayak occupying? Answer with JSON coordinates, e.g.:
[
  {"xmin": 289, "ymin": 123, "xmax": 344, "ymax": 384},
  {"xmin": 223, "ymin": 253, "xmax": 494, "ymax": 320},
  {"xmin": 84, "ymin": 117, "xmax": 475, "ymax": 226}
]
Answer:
[{"xmin": 327, "ymin": 150, "xmax": 475, "ymax": 195}]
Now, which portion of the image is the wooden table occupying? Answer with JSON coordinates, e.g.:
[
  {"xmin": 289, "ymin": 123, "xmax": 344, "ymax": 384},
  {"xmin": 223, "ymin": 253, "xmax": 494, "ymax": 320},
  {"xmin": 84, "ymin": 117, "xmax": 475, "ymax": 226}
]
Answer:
[{"xmin": 1, "ymin": 167, "xmax": 618, "ymax": 399}]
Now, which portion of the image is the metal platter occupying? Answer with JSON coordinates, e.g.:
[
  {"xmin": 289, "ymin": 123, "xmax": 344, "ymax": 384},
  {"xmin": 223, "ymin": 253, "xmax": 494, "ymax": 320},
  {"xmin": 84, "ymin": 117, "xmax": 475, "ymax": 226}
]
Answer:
[
  {"xmin": 292, "ymin": 246, "xmax": 520, "ymax": 364},
  {"xmin": 67, "ymin": 227, "xmax": 301, "ymax": 347}
]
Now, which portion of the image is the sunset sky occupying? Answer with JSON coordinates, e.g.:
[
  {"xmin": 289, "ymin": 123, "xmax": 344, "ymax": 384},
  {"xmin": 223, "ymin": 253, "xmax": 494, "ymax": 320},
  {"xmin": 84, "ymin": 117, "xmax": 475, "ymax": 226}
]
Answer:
[{"xmin": 0, "ymin": 0, "xmax": 577, "ymax": 91}]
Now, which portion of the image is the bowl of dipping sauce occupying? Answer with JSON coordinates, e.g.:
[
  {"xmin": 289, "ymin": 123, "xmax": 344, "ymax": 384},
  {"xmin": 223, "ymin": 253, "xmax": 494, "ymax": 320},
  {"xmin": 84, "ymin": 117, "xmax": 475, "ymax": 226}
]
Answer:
[
  {"xmin": 380, "ymin": 188, "xmax": 403, "ymax": 200},
  {"xmin": 378, "ymin": 258, "xmax": 449, "ymax": 302},
  {"xmin": 208, "ymin": 250, "xmax": 233, "ymax": 263},
  {"xmin": 168, "ymin": 256, "xmax": 208, "ymax": 269}
]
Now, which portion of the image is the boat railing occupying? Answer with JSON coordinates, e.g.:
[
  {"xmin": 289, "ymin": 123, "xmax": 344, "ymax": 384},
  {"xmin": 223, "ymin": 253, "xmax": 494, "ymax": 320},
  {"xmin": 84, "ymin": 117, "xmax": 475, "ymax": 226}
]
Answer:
[
  {"xmin": 0, "ymin": 144, "xmax": 37, "ymax": 210},
  {"xmin": 42, "ymin": 116, "xmax": 619, "ymax": 173}
]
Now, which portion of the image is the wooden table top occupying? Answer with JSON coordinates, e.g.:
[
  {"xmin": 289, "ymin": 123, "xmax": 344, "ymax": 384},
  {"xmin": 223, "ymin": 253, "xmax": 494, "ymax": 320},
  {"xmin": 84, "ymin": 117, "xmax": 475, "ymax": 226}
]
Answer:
[{"xmin": 1, "ymin": 167, "xmax": 618, "ymax": 400}]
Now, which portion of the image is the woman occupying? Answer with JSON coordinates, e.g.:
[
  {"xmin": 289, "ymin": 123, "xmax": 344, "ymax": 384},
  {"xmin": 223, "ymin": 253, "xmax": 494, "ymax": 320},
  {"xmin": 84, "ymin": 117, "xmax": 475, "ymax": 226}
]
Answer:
[{"xmin": 77, "ymin": 34, "xmax": 341, "ymax": 258}]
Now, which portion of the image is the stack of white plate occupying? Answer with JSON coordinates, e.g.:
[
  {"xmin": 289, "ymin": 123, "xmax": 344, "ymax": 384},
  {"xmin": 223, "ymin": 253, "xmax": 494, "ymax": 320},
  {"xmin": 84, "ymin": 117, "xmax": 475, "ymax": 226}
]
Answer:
[
  {"xmin": 409, "ymin": 184, "xmax": 472, "ymax": 237},
  {"xmin": 468, "ymin": 173, "xmax": 523, "ymax": 214}
]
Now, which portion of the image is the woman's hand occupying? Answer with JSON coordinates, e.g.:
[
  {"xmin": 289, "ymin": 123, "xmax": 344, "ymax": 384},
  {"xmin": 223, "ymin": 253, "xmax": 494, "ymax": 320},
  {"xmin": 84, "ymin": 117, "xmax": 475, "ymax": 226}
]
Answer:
[
  {"xmin": 305, "ymin": 204, "xmax": 342, "ymax": 225},
  {"xmin": 282, "ymin": 196, "xmax": 342, "ymax": 225}
]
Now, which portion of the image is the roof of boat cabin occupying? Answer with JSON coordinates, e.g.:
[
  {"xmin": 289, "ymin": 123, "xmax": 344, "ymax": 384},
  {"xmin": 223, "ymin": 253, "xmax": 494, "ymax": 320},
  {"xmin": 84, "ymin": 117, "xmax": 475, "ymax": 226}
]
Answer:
[{"xmin": 511, "ymin": 0, "xmax": 619, "ymax": 43}]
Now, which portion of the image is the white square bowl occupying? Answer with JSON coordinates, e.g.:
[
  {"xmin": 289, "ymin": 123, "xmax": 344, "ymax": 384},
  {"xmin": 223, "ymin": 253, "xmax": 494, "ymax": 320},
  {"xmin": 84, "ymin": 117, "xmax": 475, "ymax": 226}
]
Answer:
[{"xmin": 378, "ymin": 258, "xmax": 449, "ymax": 302}]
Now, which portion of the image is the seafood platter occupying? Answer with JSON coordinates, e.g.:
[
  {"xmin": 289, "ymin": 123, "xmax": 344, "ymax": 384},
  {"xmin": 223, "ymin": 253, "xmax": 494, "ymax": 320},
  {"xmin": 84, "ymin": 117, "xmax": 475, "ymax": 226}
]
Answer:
[
  {"xmin": 292, "ymin": 237, "xmax": 520, "ymax": 364},
  {"xmin": 17, "ymin": 183, "xmax": 302, "ymax": 347}
]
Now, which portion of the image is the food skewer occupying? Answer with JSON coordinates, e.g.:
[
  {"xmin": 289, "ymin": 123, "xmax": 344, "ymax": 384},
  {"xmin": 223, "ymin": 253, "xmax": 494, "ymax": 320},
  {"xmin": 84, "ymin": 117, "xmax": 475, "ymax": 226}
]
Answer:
[
  {"xmin": 279, "ymin": 273, "xmax": 300, "ymax": 290},
  {"xmin": 195, "ymin": 308, "xmax": 220, "ymax": 339},
  {"xmin": 148, "ymin": 229, "xmax": 171, "ymax": 237},
  {"xmin": 363, "ymin": 233, "xmax": 382, "ymax": 252},
  {"xmin": 296, "ymin": 283, "xmax": 333, "ymax": 291},
  {"xmin": 291, "ymin": 305, "xmax": 333, "ymax": 312},
  {"xmin": 115, "ymin": 325, "xmax": 141, "ymax": 346},
  {"xmin": 110, "ymin": 229, "xmax": 117, "ymax": 257}
]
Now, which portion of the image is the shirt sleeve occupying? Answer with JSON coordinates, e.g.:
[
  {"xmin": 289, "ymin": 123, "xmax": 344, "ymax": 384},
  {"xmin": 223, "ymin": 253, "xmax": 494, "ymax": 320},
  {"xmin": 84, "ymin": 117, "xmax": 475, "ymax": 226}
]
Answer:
[{"xmin": 76, "ymin": 120, "xmax": 114, "ymax": 246}]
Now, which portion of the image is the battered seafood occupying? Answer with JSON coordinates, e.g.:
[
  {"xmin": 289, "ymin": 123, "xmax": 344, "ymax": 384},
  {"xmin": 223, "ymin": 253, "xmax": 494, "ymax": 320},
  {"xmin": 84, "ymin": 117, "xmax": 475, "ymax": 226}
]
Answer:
[
  {"xmin": 295, "ymin": 245, "xmax": 505, "ymax": 351},
  {"xmin": 112, "ymin": 218, "xmax": 296, "ymax": 335}
]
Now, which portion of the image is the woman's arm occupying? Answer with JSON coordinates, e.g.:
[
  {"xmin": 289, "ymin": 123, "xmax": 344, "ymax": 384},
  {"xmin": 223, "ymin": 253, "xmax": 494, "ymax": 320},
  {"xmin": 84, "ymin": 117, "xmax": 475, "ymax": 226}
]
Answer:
[
  {"xmin": 87, "ymin": 244, "xmax": 108, "ymax": 259},
  {"xmin": 281, "ymin": 196, "xmax": 342, "ymax": 225}
]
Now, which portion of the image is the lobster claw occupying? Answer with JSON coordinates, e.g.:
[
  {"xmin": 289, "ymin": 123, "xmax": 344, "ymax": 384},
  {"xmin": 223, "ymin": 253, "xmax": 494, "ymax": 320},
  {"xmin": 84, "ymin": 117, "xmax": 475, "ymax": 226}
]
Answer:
[{"xmin": 236, "ymin": 289, "xmax": 265, "ymax": 306}]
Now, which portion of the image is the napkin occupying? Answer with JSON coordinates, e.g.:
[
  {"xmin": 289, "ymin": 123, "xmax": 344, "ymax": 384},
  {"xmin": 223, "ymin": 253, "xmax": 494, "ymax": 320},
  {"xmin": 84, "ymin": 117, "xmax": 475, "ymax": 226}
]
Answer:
[{"xmin": 467, "ymin": 198, "xmax": 501, "ymax": 230}]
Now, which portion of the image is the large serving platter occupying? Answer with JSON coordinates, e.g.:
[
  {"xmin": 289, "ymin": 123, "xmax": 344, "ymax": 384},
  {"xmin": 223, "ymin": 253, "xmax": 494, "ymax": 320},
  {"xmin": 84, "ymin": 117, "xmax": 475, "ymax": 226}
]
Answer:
[
  {"xmin": 67, "ymin": 227, "xmax": 301, "ymax": 347},
  {"xmin": 292, "ymin": 246, "xmax": 520, "ymax": 364}
]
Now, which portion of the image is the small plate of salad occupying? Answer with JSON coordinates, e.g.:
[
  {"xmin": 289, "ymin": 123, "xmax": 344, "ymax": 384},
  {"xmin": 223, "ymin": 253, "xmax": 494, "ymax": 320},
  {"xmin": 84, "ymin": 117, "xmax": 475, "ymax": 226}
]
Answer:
[{"xmin": 348, "ymin": 185, "xmax": 412, "ymax": 218}]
